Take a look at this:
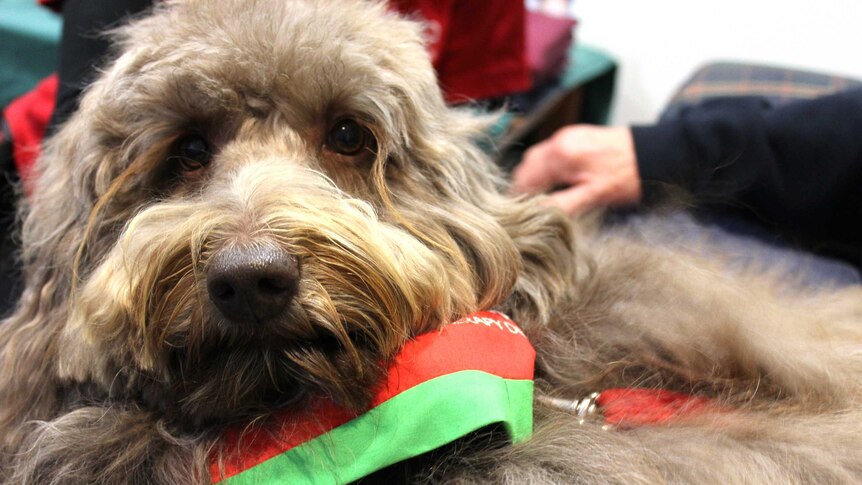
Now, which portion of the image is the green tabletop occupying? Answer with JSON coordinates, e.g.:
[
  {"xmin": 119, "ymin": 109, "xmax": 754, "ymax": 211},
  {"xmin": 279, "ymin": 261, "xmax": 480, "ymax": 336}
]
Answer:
[
  {"xmin": 0, "ymin": 0, "xmax": 61, "ymax": 107},
  {"xmin": 563, "ymin": 43, "xmax": 617, "ymax": 125},
  {"xmin": 491, "ymin": 42, "xmax": 617, "ymax": 159}
]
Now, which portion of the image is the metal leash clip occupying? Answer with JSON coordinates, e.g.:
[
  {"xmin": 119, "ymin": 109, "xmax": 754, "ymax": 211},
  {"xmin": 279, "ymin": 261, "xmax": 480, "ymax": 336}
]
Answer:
[{"xmin": 537, "ymin": 391, "xmax": 602, "ymax": 425}]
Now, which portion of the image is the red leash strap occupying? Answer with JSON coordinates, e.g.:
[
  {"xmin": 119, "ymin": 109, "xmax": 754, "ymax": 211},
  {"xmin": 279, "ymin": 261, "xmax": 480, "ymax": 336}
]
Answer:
[{"xmin": 596, "ymin": 388, "xmax": 727, "ymax": 427}]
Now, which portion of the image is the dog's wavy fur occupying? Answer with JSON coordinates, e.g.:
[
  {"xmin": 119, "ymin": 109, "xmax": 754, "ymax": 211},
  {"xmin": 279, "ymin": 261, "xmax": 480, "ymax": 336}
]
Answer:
[{"xmin": 2, "ymin": 0, "xmax": 862, "ymax": 483}]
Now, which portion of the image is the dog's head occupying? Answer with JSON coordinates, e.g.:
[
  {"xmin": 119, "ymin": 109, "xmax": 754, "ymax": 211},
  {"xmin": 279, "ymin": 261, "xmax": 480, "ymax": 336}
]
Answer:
[{"xmin": 20, "ymin": 0, "xmax": 574, "ymax": 426}]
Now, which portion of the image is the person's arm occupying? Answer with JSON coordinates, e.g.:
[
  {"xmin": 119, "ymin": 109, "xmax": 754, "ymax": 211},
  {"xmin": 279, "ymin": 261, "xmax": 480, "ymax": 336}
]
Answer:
[{"xmin": 633, "ymin": 89, "xmax": 862, "ymax": 257}]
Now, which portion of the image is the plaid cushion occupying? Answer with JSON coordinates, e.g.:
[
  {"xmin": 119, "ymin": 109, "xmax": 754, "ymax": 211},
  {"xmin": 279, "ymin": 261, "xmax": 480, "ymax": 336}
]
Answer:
[{"xmin": 663, "ymin": 62, "xmax": 862, "ymax": 119}]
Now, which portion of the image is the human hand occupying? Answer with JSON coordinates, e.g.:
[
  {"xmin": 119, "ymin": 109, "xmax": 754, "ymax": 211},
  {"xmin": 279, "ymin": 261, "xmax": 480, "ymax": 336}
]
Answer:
[{"xmin": 511, "ymin": 125, "xmax": 642, "ymax": 215}]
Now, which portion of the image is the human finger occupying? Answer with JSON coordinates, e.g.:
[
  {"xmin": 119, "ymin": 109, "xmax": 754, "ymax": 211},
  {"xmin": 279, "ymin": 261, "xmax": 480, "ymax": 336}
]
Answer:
[
  {"xmin": 511, "ymin": 142, "xmax": 558, "ymax": 194},
  {"xmin": 543, "ymin": 184, "xmax": 597, "ymax": 216}
]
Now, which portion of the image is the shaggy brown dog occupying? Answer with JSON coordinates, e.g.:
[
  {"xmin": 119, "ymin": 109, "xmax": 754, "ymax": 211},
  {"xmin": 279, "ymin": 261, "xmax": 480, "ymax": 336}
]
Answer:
[{"xmin": 2, "ymin": 0, "xmax": 862, "ymax": 483}]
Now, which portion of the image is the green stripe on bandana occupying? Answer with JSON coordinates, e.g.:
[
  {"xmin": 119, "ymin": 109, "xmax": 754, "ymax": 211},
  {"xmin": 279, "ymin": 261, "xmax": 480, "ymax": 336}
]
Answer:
[{"xmin": 223, "ymin": 371, "xmax": 533, "ymax": 485}]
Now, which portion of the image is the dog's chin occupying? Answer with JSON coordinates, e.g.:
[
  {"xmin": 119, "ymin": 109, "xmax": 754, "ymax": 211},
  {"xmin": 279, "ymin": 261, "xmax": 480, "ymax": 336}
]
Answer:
[{"xmin": 156, "ymin": 319, "xmax": 385, "ymax": 430}]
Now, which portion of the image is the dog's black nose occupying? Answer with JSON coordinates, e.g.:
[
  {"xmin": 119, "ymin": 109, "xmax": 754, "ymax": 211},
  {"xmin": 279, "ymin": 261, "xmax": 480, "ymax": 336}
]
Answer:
[{"xmin": 206, "ymin": 245, "xmax": 300, "ymax": 323}]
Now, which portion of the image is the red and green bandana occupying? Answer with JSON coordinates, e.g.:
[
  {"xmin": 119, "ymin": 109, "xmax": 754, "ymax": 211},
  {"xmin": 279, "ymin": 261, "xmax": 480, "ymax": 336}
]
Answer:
[{"xmin": 210, "ymin": 311, "xmax": 536, "ymax": 484}]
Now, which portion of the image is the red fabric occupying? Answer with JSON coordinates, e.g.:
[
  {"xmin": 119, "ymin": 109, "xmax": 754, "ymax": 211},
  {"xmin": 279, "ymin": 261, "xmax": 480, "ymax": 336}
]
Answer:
[
  {"xmin": 212, "ymin": 311, "xmax": 534, "ymax": 481},
  {"xmin": 525, "ymin": 11, "xmax": 577, "ymax": 84},
  {"xmin": 390, "ymin": 0, "xmax": 531, "ymax": 103},
  {"xmin": 597, "ymin": 388, "xmax": 727, "ymax": 428},
  {"xmin": 3, "ymin": 74, "xmax": 58, "ymax": 191}
]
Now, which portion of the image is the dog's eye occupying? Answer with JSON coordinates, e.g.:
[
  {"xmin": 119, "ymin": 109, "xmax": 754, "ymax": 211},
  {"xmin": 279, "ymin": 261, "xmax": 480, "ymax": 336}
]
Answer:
[
  {"xmin": 325, "ymin": 119, "xmax": 375, "ymax": 157},
  {"xmin": 174, "ymin": 134, "xmax": 212, "ymax": 172}
]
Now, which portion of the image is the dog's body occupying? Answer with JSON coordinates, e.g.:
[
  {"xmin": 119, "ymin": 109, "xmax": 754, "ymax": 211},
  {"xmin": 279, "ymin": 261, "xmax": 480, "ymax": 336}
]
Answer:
[{"xmin": 2, "ymin": 1, "xmax": 862, "ymax": 483}]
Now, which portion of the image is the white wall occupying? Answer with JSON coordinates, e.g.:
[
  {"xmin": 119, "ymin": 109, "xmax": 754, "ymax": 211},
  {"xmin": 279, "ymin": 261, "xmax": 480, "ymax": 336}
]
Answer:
[{"xmin": 571, "ymin": 0, "xmax": 862, "ymax": 125}]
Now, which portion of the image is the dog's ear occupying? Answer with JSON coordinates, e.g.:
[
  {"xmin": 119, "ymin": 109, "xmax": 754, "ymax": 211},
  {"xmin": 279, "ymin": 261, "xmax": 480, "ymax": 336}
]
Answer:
[
  {"xmin": 18, "ymin": 115, "xmax": 101, "ymax": 315},
  {"xmin": 377, "ymin": 89, "xmax": 577, "ymax": 328},
  {"xmin": 0, "ymin": 86, "xmax": 115, "ymax": 444},
  {"xmin": 18, "ymin": 21, "xmax": 172, "ymax": 314},
  {"xmin": 354, "ymin": 10, "xmax": 578, "ymax": 327}
]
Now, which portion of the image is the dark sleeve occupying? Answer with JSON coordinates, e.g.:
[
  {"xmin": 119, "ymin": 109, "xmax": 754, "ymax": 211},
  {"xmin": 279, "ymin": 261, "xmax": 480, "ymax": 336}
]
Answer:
[
  {"xmin": 47, "ymin": 0, "xmax": 153, "ymax": 135},
  {"xmin": 631, "ymin": 89, "xmax": 862, "ymax": 261}
]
